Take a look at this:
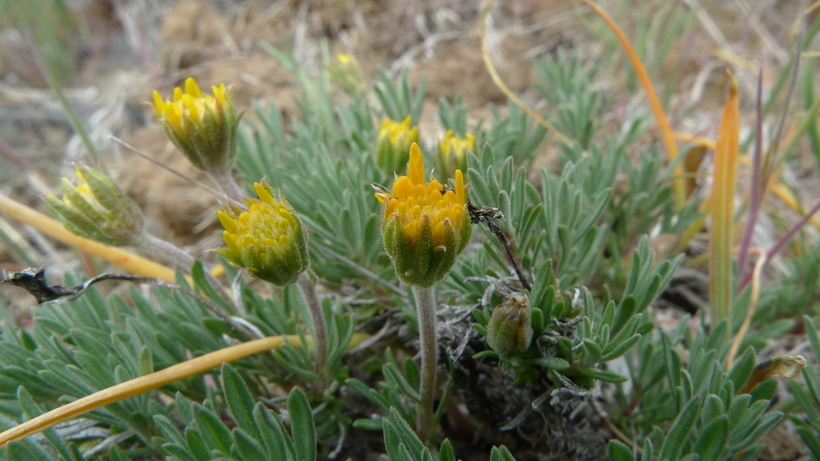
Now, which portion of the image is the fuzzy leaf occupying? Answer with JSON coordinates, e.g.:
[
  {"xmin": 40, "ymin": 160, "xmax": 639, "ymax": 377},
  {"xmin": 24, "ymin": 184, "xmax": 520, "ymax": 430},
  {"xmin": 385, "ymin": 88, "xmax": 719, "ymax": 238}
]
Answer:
[
  {"xmin": 601, "ymin": 334, "xmax": 640, "ymax": 362},
  {"xmin": 439, "ymin": 439, "xmax": 457, "ymax": 461},
  {"xmin": 385, "ymin": 407, "xmax": 425, "ymax": 459},
  {"xmin": 700, "ymin": 394, "xmax": 724, "ymax": 427},
  {"xmin": 287, "ymin": 387, "xmax": 316, "ymax": 461},
  {"xmin": 578, "ymin": 369, "xmax": 627, "ymax": 384},
  {"xmin": 607, "ymin": 441, "xmax": 637, "ymax": 461},
  {"xmin": 221, "ymin": 363, "xmax": 260, "ymax": 441},
  {"xmin": 193, "ymin": 404, "xmax": 233, "ymax": 454},
  {"xmin": 727, "ymin": 347, "xmax": 755, "ymax": 392},
  {"xmin": 233, "ymin": 428, "xmax": 268, "ymax": 461},
  {"xmin": 659, "ymin": 395, "xmax": 702, "ymax": 461},
  {"xmin": 253, "ymin": 403, "xmax": 292, "ymax": 461},
  {"xmin": 489, "ymin": 446, "xmax": 517, "ymax": 461},
  {"xmin": 693, "ymin": 415, "xmax": 728, "ymax": 461}
]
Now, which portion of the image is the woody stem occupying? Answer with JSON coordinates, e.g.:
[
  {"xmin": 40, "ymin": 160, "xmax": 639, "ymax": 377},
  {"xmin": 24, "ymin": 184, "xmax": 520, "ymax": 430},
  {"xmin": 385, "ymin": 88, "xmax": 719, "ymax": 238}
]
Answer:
[{"xmin": 412, "ymin": 285, "xmax": 437, "ymax": 442}]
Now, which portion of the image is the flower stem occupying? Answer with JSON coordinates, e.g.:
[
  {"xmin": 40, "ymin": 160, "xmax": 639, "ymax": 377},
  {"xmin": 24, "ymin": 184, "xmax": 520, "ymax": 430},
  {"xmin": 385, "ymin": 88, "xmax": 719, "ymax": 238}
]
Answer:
[
  {"xmin": 141, "ymin": 234, "xmax": 230, "ymax": 303},
  {"xmin": 412, "ymin": 285, "xmax": 437, "ymax": 442},
  {"xmin": 208, "ymin": 171, "xmax": 245, "ymax": 204},
  {"xmin": 296, "ymin": 271, "xmax": 329, "ymax": 384}
]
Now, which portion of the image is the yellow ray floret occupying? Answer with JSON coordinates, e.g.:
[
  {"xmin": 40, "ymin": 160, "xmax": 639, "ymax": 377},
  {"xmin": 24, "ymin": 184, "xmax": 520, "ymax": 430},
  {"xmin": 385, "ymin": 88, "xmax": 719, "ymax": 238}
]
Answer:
[
  {"xmin": 215, "ymin": 182, "xmax": 308, "ymax": 286},
  {"xmin": 375, "ymin": 142, "xmax": 471, "ymax": 287},
  {"xmin": 150, "ymin": 77, "xmax": 238, "ymax": 174},
  {"xmin": 376, "ymin": 143, "xmax": 468, "ymax": 247},
  {"xmin": 152, "ymin": 78, "xmax": 229, "ymax": 132}
]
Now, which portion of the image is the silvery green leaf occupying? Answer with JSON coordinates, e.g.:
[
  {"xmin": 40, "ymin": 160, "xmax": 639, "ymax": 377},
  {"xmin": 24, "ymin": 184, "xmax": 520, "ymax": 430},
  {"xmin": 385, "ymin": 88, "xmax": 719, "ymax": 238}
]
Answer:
[
  {"xmin": 658, "ymin": 395, "xmax": 701, "ymax": 461},
  {"xmin": 193, "ymin": 404, "xmax": 233, "ymax": 454},
  {"xmin": 693, "ymin": 415, "xmax": 728, "ymax": 461},
  {"xmin": 221, "ymin": 364, "xmax": 259, "ymax": 441},
  {"xmin": 727, "ymin": 347, "xmax": 755, "ymax": 393},
  {"xmin": 489, "ymin": 446, "xmax": 517, "ymax": 461},
  {"xmin": 287, "ymin": 387, "xmax": 316, "ymax": 461},
  {"xmin": 607, "ymin": 441, "xmax": 636, "ymax": 461},
  {"xmin": 233, "ymin": 428, "xmax": 267, "ymax": 461},
  {"xmin": 439, "ymin": 439, "xmax": 456, "ymax": 461}
]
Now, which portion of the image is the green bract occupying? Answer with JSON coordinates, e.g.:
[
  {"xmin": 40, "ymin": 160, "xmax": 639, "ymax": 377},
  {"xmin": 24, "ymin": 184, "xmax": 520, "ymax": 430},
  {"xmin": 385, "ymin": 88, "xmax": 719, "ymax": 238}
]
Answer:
[
  {"xmin": 45, "ymin": 164, "xmax": 145, "ymax": 246},
  {"xmin": 152, "ymin": 77, "xmax": 240, "ymax": 175},
  {"xmin": 487, "ymin": 294, "xmax": 533, "ymax": 354},
  {"xmin": 376, "ymin": 143, "xmax": 471, "ymax": 287}
]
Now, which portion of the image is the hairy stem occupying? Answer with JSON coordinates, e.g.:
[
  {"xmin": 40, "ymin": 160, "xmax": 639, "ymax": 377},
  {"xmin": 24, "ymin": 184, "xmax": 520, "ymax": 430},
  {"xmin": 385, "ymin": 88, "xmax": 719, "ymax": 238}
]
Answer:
[
  {"xmin": 208, "ymin": 171, "xmax": 246, "ymax": 204},
  {"xmin": 141, "ymin": 234, "xmax": 230, "ymax": 303},
  {"xmin": 296, "ymin": 271, "xmax": 329, "ymax": 384},
  {"xmin": 412, "ymin": 285, "xmax": 437, "ymax": 442}
]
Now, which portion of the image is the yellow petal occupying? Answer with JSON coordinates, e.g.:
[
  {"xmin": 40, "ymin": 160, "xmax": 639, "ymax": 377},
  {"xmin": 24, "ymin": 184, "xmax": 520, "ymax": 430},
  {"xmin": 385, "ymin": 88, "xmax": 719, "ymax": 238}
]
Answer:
[
  {"xmin": 216, "ymin": 210, "xmax": 237, "ymax": 233},
  {"xmin": 254, "ymin": 182, "xmax": 275, "ymax": 205},
  {"xmin": 185, "ymin": 77, "xmax": 203, "ymax": 98},
  {"xmin": 152, "ymin": 91, "xmax": 165, "ymax": 117},
  {"xmin": 166, "ymin": 103, "xmax": 182, "ymax": 130},
  {"xmin": 393, "ymin": 176, "xmax": 413, "ymax": 199},
  {"xmin": 455, "ymin": 170, "xmax": 465, "ymax": 204},
  {"xmin": 224, "ymin": 231, "xmax": 241, "ymax": 256},
  {"xmin": 182, "ymin": 94, "xmax": 200, "ymax": 123},
  {"xmin": 212, "ymin": 84, "xmax": 228, "ymax": 106},
  {"xmin": 408, "ymin": 143, "xmax": 424, "ymax": 185}
]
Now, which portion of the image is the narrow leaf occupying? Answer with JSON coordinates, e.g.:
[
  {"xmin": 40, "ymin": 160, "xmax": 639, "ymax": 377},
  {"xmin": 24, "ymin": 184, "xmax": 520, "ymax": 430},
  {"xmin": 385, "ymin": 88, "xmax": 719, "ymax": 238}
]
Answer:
[
  {"xmin": 693, "ymin": 415, "xmax": 728, "ymax": 461},
  {"xmin": 709, "ymin": 71, "xmax": 740, "ymax": 335},
  {"xmin": 287, "ymin": 387, "xmax": 316, "ymax": 461},
  {"xmin": 659, "ymin": 395, "xmax": 702, "ymax": 461}
]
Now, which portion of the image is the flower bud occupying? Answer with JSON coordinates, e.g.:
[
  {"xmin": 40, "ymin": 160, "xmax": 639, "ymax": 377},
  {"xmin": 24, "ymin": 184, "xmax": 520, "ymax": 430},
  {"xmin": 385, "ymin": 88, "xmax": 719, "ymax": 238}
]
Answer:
[
  {"xmin": 434, "ymin": 130, "xmax": 475, "ymax": 181},
  {"xmin": 45, "ymin": 165, "xmax": 145, "ymax": 246},
  {"xmin": 487, "ymin": 294, "xmax": 533, "ymax": 354},
  {"xmin": 375, "ymin": 116, "xmax": 419, "ymax": 174},
  {"xmin": 152, "ymin": 77, "xmax": 239, "ymax": 176},
  {"xmin": 215, "ymin": 182, "xmax": 309, "ymax": 286},
  {"xmin": 328, "ymin": 53, "xmax": 368, "ymax": 95},
  {"xmin": 375, "ymin": 143, "xmax": 472, "ymax": 287}
]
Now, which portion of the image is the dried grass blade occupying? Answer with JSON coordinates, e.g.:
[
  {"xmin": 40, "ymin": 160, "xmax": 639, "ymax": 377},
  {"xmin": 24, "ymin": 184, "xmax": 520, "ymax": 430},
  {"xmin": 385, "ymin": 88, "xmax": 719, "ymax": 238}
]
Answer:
[
  {"xmin": 0, "ymin": 333, "xmax": 369, "ymax": 448},
  {"xmin": 709, "ymin": 71, "xmax": 740, "ymax": 336},
  {"xmin": 479, "ymin": 0, "xmax": 573, "ymax": 148},
  {"xmin": 578, "ymin": 0, "xmax": 686, "ymax": 209}
]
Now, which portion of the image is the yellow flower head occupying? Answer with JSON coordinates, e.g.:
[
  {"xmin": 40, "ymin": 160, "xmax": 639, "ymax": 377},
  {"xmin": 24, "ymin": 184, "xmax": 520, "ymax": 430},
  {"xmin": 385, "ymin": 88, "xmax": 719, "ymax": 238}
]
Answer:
[
  {"xmin": 44, "ymin": 165, "xmax": 145, "ymax": 246},
  {"xmin": 435, "ymin": 130, "xmax": 476, "ymax": 181},
  {"xmin": 328, "ymin": 53, "xmax": 368, "ymax": 95},
  {"xmin": 215, "ymin": 182, "xmax": 309, "ymax": 286},
  {"xmin": 375, "ymin": 116, "xmax": 419, "ymax": 174},
  {"xmin": 376, "ymin": 143, "xmax": 471, "ymax": 287},
  {"xmin": 151, "ymin": 77, "xmax": 239, "ymax": 174}
]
